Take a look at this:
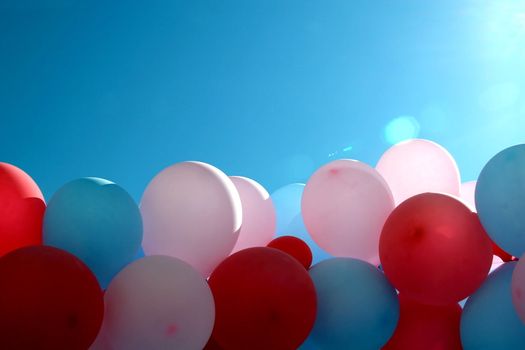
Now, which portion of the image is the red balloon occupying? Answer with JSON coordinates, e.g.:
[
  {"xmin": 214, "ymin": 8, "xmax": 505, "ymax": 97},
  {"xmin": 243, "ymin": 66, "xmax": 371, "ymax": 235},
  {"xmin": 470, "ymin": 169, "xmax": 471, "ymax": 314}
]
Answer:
[
  {"xmin": 0, "ymin": 163, "xmax": 45, "ymax": 256},
  {"xmin": 203, "ymin": 335, "xmax": 224, "ymax": 350},
  {"xmin": 267, "ymin": 236, "xmax": 312, "ymax": 269},
  {"xmin": 382, "ymin": 294, "xmax": 462, "ymax": 350},
  {"xmin": 379, "ymin": 193, "xmax": 492, "ymax": 305},
  {"xmin": 492, "ymin": 240, "xmax": 516, "ymax": 262},
  {"xmin": 0, "ymin": 246, "xmax": 104, "ymax": 349},
  {"xmin": 208, "ymin": 247, "xmax": 317, "ymax": 350}
]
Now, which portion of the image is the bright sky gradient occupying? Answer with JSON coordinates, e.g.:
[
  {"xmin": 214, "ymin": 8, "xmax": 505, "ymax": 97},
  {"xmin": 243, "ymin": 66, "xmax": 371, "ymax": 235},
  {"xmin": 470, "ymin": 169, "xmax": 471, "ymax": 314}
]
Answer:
[{"xmin": 1, "ymin": 0, "xmax": 524, "ymax": 200}]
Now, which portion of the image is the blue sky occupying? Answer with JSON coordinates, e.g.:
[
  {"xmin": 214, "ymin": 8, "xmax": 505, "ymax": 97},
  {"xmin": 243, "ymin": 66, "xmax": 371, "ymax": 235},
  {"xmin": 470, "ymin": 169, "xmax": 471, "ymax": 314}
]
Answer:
[{"xmin": 1, "ymin": 0, "xmax": 524, "ymax": 201}]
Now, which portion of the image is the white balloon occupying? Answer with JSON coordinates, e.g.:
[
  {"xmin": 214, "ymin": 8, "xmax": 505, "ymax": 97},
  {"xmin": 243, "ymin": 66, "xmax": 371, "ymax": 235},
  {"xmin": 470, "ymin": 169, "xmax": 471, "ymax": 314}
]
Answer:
[
  {"xmin": 230, "ymin": 176, "xmax": 276, "ymax": 253},
  {"xmin": 140, "ymin": 161, "xmax": 242, "ymax": 276},
  {"xmin": 302, "ymin": 159, "xmax": 395, "ymax": 264},
  {"xmin": 101, "ymin": 255, "xmax": 215, "ymax": 350},
  {"xmin": 460, "ymin": 181, "xmax": 477, "ymax": 212},
  {"xmin": 376, "ymin": 139, "xmax": 461, "ymax": 205}
]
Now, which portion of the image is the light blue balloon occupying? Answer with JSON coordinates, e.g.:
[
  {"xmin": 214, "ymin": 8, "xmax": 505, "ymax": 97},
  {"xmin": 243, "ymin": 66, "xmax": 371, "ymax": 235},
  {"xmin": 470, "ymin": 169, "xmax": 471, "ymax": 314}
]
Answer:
[
  {"xmin": 43, "ymin": 177, "xmax": 143, "ymax": 288},
  {"xmin": 309, "ymin": 258, "xmax": 399, "ymax": 350},
  {"xmin": 133, "ymin": 245, "xmax": 145, "ymax": 261},
  {"xmin": 461, "ymin": 262, "xmax": 525, "ymax": 349},
  {"xmin": 476, "ymin": 144, "xmax": 525, "ymax": 257},
  {"xmin": 271, "ymin": 183, "xmax": 305, "ymax": 234},
  {"xmin": 285, "ymin": 214, "xmax": 331, "ymax": 265},
  {"xmin": 271, "ymin": 183, "xmax": 331, "ymax": 264}
]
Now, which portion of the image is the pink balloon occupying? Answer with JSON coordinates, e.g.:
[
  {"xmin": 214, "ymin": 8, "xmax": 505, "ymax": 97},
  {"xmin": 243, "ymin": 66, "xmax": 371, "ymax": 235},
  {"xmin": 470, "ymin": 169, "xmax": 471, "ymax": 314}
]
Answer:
[
  {"xmin": 140, "ymin": 161, "xmax": 242, "ymax": 276},
  {"xmin": 302, "ymin": 159, "xmax": 395, "ymax": 264},
  {"xmin": 89, "ymin": 326, "xmax": 113, "ymax": 350},
  {"xmin": 460, "ymin": 181, "xmax": 477, "ymax": 212},
  {"xmin": 229, "ymin": 176, "xmax": 276, "ymax": 253},
  {"xmin": 512, "ymin": 254, "xmax": 525, "ymax": 324},
  {"xmin": 100, "ymin": 256, "xmax": 215, "ymax": 350},
  {"xmin": 376, "ymin": 139, "xmax": 461, "ymax": 205}
]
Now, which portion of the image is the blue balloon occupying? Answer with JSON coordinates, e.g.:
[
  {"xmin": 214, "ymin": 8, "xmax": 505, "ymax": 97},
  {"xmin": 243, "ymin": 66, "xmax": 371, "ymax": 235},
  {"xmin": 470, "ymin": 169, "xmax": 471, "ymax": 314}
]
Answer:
[
  {"xmin": 133, "ymin": 245, "xmax": 145, "ymax": 261},
  {"xmin": 308, "ymin": 258, "xmax": 399, "ymax": 349},
  {"xmin": 271, "ymin": 183, "xmax": 331, "ymax": 264},
  {"xmin": 271, "ymin": 183, "xmax": 305, "ymax": 234},
  {"xmin": 476, "ymin": 144, "xmax": 525, "ymax": 257},
  {"xmin": 285, "ymin": 214, "xmax": 331, "ymax": 265},
  {"xmin": 461, "ymin": 262, "xmax": 525, "ymax": 349},
  {"xmin": 43, "ymin": 177, "xmax": 143, "ymax": 288}
]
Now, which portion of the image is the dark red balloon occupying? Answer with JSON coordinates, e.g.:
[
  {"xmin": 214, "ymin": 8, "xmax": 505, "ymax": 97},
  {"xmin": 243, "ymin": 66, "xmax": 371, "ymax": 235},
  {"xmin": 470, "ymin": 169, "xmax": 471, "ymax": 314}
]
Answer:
[
  {"xmin": 379, "ymin": 193, "xmax": 493, "ymax": 305},
  {"xmin": 267, "ymin": 236, "xmax": 312, "ymax": 269},
  {"xmin": 203, "ymin": 335, "xmax": 224, "ymax": 350},
  {"xmin": 382, "ymin": 294, "xmax": 462, "ymax": 350},
  {"xmin": 208, "ymin": 247, "xmax": 317, "ymax": 350},
  {"xmin": 0, "ymin": 163, "xmax": 45, "ymax": 256},
  {"xmin": 0, "ymin": 246, "xmax": 104, "ymax": 349}
]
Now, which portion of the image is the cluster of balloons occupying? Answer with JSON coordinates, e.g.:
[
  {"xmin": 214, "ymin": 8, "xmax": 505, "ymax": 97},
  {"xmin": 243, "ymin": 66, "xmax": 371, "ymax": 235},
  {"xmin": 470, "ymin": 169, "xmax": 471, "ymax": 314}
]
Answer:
[{"xmin": 1, "ymin": 139, "xmax": 525, "ymax": 349}]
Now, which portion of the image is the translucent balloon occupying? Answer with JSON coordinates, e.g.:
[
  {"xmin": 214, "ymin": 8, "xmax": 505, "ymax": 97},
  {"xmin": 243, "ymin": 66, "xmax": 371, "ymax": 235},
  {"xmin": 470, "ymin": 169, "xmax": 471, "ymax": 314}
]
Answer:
[
  {"xmin": 140, "ymin": 161, "xmax": 242, "ymax": 276},
  {"xmin": 376, "ymin": 139, "xmax": 461, "ymax": 205},
  {"xmin": 460, "ymin": 181, "xmax": 477, "ymax": 212},
  {"xmin": 0, "ymin": 162, "xmax": 46, "ymax": 256},
  {"xmin": 383, "ymin": 294, "xmax": 462, "ymax": 350},
  {"xmin": 101, "ymin": 255, "xmax": 215, "ymax": 350},
  {"xmin": 476, "ymin": 144, "xmax": 525, "ymax": 258},
  {"xmin": 284, "ymin": 214, "xmax": 332, "ymax": 265},
  {"xmin": 43, "ymin": 178, "xmax": 143, "ymax": 288},
  {"xmin": 271, "ymin": 184, "xmax": 331, "ymax": 264},
  {"xmin": 461, "ymin": 262, "xmax": 525, "ymax": 350},
  {"xmin": 229, "ymin": 176, "xmax": 275, "ymax": 253},
  {"xmin": 380, "ymin": 193, "xmax": 493, "ymax": 305},
  {"xmin": 308, "ymin": 258, "xmax": 399, "ymax": 350},
  {"xmin": 302, "ymin": 159, "xmax": 395, "ymax": 264},
  {"xmin": 270, "ymin": 183, "xmax": 304, "ymax": 235},
  {"xmin": 511, "ymin": 254, "xmax": 525, "ymax": 323}
]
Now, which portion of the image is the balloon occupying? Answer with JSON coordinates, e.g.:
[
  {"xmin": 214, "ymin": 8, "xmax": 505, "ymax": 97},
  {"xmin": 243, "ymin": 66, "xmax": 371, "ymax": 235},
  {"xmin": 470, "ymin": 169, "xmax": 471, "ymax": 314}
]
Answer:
[
  {"xmin": 460, "ymin": 181, "xmax": 477, "ymax": 211},
  {"xmin": 267, "ymin": 235, "xmax": 312, "ymax": 269},
  {"xmin": 230, "ymin": 176, "xmax": 275, "ymax": 253},
  {"xmin": 271, "ymin": 183, "xmax": 304, "ymax": 235},
  {"xmin": 308, "ymin": 258, "xmax": 399, "ymax": 350},
  {"xmin": 511, "ymin": 254, "xmax": 525, "ymax": 323},
  {"xmin": 208, "ymin": 247, "xmax": 316, "ymax": 350},
  {"xmin": 0, "ymin": 162, "xmax": 45, "ymax": 256},
  {"xmin": 43, "ymin": 177, "xmax": 143, "ymax": 287},
  {"xmin": 461, "ymin": 262, "xmax": 525, "ymax": 350},
  {"xmin": 476, "ymin": 144, "xmax": 525, "ymax": 258},
  {"xmin": 140, "ymin": 161, "xmax": 242, "ymax": 276},
  {"xmin": 271, "ymin": 183, "xmax": 331, "ymax": 264},
  {"xmin": 382, "ymin": 294, "xmax": 462, "ymax": 350},
  {"xmin": 458, "ymin": 181, "xmax": 514, "ymax": 262},
  {"xmin": 492, "ymin": 241, "xmax": 514, "ymax": 263},
  {"xmin": 376, "ymin": 139, "xmax": 461, "ymax": 205},
  {"xmin": 89, "ymin": 326, "xmax": 113, "ymax": 350},
  {"xmin": 379, "ymin": 193, "xmax": 493, "ymax": 305},
  {"xmin": 302, "ymin": 159, "xmax": 394, "ymax": 264},
  {"xmin": 101, "ymin": 255, "xmax": 215, "ymax": 350},
  {"xmin": 0, "ymin": 246, "xmax": 103, "ymax": 349}
]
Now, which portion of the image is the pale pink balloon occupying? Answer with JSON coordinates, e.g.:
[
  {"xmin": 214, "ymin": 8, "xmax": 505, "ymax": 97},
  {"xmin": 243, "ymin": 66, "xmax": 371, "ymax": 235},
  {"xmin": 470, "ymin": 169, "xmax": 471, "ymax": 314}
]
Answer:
[
  {"xmin": 302, "ymin": 159, "xmax": 395, "ymax": 264},
  {"xmin": 100, "ymin": 256, "xmax": 215, "ymax": 350},
  {"xmin": 89, "ymin": 326, "xmax": 113, "ymax": 350},
  {"xmin": 460, "ymin": 181, "xmax": 477, "ymax": 212},
  {"xmin": 512, "ymin": 255, "xmax": 525, "ymax": 324},
  {"xmin": 229, "ymin": 176, "xmax": 276, "ymax": 253},
  {"xmin": 376, "ymin": 139, "xmax": 461, "ymax": 205},
  {"xmin": 490, "ymin": 255, "xmax": 504, "ymax": 273},
  {"xmin": 140, "ymin": 161, "xmax": 242, "ymax": 276}
]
